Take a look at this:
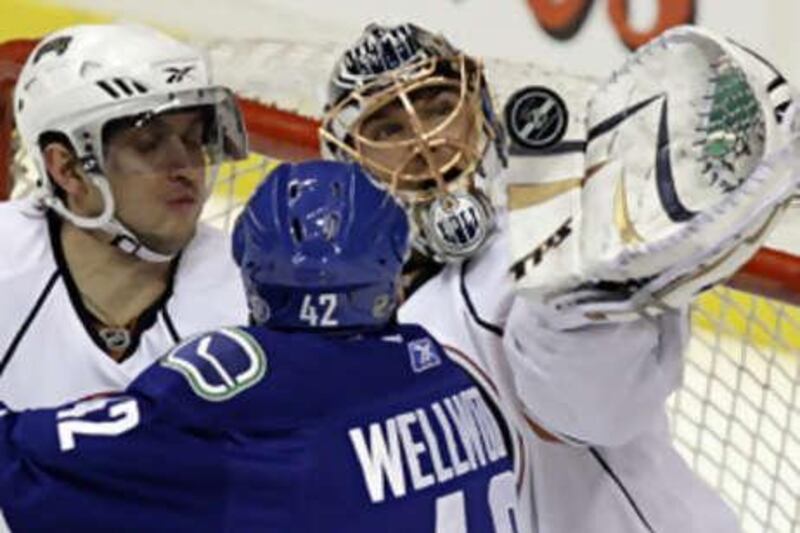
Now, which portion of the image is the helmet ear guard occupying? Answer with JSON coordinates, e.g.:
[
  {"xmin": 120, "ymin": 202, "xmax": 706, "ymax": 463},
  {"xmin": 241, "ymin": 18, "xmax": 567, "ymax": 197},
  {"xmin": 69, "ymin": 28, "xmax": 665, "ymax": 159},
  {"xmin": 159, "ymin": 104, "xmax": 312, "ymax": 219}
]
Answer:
[{"xmin": 320, "ymin": 23, "xmax": 506, "ymax": 263}]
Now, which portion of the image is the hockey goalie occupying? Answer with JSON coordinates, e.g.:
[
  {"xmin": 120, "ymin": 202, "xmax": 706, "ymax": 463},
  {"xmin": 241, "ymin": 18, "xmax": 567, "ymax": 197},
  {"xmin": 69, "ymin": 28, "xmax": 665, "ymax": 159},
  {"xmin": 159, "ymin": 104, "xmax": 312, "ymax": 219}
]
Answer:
[{"xmin": 321, "ymin": 22, "xmax": 799, "ymax": 532}]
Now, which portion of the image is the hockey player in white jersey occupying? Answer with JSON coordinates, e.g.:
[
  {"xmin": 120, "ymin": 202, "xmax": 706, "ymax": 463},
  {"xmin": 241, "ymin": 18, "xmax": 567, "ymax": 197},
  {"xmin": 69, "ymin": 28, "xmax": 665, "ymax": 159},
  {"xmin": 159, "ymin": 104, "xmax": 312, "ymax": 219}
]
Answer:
[
  {"xmin": 321, "ymin": 23, "xmax": 800, "ymax": 532},
  {"xmin": 0, "ymin": 24, "xmax": 250, "ymax": 409}
]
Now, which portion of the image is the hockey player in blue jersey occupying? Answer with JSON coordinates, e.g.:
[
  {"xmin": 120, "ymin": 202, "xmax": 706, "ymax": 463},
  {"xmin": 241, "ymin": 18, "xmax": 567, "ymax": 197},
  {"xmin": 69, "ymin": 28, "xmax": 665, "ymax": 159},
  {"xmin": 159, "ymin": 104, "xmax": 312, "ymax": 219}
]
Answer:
[{"xmin": 0, "ymin": 160, "xmax": 523, "ymax": 532}]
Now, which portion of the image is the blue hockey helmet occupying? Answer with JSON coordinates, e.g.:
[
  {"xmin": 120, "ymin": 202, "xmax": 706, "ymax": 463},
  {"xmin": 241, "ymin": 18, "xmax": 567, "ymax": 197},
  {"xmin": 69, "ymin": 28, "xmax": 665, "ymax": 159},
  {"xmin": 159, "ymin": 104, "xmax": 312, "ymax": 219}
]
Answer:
[{"xmin": 232, "ymin": 160, "xmax": 410, "ymax": 330}]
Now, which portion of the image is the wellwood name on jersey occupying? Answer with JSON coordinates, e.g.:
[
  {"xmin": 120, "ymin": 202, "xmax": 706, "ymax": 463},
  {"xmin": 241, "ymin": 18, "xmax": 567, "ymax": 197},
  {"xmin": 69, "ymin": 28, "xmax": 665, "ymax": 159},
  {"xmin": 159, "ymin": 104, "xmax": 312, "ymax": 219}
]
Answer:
[{"xmin": 348, "ymin": 386, "xmax": 507, "ymax": 504}]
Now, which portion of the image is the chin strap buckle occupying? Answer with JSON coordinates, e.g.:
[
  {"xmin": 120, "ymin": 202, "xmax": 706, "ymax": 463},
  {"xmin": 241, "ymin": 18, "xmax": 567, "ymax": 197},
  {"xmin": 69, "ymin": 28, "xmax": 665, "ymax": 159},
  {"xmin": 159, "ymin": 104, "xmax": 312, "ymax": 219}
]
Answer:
[{"xmin": 110, "ymin": 233, "xmax": 174, "ymax": 263}]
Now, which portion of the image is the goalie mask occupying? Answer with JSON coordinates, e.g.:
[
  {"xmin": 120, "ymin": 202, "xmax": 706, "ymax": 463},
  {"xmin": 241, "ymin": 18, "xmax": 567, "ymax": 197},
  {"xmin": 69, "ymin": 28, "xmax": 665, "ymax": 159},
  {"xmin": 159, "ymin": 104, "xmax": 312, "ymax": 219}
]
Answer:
[
  {"xmin": 321, "ymin": 23, "xmax": 506, "ymax": 262},
  {"xmin": 14, "ymin": 24, "xmax": 248, "ymax": 262}
]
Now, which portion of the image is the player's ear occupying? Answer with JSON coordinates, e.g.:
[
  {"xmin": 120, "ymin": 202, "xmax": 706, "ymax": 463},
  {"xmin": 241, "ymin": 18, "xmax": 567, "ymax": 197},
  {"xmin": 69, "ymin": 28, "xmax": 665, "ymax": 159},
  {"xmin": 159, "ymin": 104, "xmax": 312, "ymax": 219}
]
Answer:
[{"xmin": 43, "ymin": 141, "xmax": 86, "ymax": 198}]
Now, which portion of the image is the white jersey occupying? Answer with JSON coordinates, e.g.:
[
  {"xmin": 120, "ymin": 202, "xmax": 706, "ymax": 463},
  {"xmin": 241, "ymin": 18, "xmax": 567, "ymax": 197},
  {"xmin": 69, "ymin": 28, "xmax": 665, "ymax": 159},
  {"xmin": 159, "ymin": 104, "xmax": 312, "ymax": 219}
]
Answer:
[
  {"xmin": 398, "ymin": 214, "xmax": 739, "ymax": 533},
  {"xmin": 0, "ymin": 199, "xmax": 248, "ymax": 410}
]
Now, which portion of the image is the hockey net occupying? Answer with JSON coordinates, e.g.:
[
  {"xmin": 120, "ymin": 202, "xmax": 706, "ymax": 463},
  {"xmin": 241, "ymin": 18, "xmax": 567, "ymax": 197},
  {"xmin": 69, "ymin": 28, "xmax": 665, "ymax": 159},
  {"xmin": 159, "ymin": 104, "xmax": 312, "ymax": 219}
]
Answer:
[{"xmin": 1, "ymin": 37, "xmax": 799, "ymax": 532}]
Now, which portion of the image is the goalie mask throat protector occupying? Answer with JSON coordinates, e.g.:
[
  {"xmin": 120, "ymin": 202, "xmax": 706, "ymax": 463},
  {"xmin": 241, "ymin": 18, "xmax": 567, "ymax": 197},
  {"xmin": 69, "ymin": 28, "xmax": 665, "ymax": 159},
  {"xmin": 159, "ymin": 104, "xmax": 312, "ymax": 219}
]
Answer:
[{"xmin": 321, "ymin": 24, "xmax": 505, "ymax": 262}]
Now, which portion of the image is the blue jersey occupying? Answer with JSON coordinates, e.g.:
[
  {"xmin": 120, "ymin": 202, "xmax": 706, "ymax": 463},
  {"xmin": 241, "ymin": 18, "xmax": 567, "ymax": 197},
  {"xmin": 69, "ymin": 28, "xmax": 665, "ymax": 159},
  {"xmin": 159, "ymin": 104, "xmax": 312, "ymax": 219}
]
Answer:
[{"xmin": 0, "ymin": 323, "xmax": 521, "ymax": 532}]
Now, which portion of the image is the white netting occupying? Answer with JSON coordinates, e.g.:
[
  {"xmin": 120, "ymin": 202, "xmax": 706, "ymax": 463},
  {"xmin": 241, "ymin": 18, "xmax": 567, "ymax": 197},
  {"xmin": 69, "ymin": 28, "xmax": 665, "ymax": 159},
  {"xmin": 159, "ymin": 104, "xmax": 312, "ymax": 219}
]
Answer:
[
  {"xmin": 670, "ymin": 288, "xmax": 800, "ymax": 533},
  {"xmin": 3, "ymin": 36, "xmax": 799, "ymax": 533}
]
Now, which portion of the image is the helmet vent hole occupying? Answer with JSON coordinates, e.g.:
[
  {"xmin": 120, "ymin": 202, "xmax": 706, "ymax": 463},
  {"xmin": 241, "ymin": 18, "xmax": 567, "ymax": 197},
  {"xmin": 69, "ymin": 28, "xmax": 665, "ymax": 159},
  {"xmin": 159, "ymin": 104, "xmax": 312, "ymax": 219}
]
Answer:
[
  {"xmin": 288, "ymin": 181, "xmax": 300, "ymax": 201},
  {"xmin": 290, "ymin": 218, "xmax": 304, "ymax": 243},
  {"xmin": 79, "ymin": 61, "xmax": 101, "ymax": 78},
  {"xmin": 331, "ymin": 181, "xmax": 341, "ymax": 198}
]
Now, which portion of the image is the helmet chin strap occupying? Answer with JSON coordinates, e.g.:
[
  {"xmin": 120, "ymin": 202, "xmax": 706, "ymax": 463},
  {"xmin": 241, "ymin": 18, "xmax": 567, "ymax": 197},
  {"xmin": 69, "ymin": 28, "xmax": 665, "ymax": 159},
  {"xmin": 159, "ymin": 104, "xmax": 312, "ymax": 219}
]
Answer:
[{"xmin": 42, "ymin": 173, "xmax": 176, "ymax": 263}]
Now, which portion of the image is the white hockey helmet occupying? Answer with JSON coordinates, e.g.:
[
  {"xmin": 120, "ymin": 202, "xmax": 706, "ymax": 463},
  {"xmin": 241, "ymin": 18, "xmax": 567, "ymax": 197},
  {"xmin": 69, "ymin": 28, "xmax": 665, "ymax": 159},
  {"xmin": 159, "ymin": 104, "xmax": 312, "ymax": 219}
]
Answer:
[{"xmin": 14, "ymin": 24, "xmax": 248, "ymax": 261}]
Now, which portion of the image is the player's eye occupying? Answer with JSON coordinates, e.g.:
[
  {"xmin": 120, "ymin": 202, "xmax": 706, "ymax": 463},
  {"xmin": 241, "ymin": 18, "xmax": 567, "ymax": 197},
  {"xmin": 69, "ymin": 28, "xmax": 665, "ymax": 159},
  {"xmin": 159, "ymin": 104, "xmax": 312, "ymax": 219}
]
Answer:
[
  {"xmin": 426, "ymin": 94, "xmax": 458, "ymax": 117},
  {"xmin": 132, "ymin": 131, "xmax": 161, "ymax": 154},
  {"xmin": 364, "ymin": 119, "xmax": 409, "ymax": 141},
  {"xmin": 181, "ymin": 123, "xmax": 205, "ymax": 150},
  {"xmin": 414, "ymin": 91, "xmax": 459, "ymax": 128}
]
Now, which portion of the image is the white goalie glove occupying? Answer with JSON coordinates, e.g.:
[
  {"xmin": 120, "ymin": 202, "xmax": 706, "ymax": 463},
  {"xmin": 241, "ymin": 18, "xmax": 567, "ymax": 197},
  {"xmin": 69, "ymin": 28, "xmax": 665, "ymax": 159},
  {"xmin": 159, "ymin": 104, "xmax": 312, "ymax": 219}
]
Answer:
[{"xmin": 508, "ymin": 26, "xmax": 800, "ymax": 329}]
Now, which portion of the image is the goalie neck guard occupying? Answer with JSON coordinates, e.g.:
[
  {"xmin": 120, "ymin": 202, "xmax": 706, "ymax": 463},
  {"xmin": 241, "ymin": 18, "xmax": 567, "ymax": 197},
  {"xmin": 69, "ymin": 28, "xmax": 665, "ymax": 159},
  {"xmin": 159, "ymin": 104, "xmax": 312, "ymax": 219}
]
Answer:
[
  {"xmin": 232, "ymin": 161, "xmax": 410, "ymax": 331},
  {"xmin": 321, "ymin": 23, "xmax": 506, "ymax": 263}
]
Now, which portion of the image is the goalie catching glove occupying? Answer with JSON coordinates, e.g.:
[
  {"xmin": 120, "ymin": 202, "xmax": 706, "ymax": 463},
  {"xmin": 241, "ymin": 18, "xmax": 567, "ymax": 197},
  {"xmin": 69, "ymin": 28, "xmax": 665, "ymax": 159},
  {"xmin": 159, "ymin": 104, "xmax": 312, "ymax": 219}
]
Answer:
[{"xmin": 508, "ymin": 26, "xmax": 800, "ymax": 329}]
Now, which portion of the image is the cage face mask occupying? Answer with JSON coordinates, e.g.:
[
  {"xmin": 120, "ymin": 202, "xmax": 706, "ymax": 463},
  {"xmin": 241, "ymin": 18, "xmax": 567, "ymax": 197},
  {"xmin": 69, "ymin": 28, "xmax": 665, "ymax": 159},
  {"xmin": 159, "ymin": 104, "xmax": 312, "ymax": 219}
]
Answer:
[{"xmin": 321, "ymin": 24, "xmax": 505, "ymax": 262}]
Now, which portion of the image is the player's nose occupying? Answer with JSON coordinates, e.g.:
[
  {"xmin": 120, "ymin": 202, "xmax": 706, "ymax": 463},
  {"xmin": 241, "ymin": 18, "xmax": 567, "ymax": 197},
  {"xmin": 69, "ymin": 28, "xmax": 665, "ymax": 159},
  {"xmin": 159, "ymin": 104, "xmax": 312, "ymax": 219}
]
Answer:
[{"xmin": 160, "ymin": 134, "xmax": 200, "ymax": 173}]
